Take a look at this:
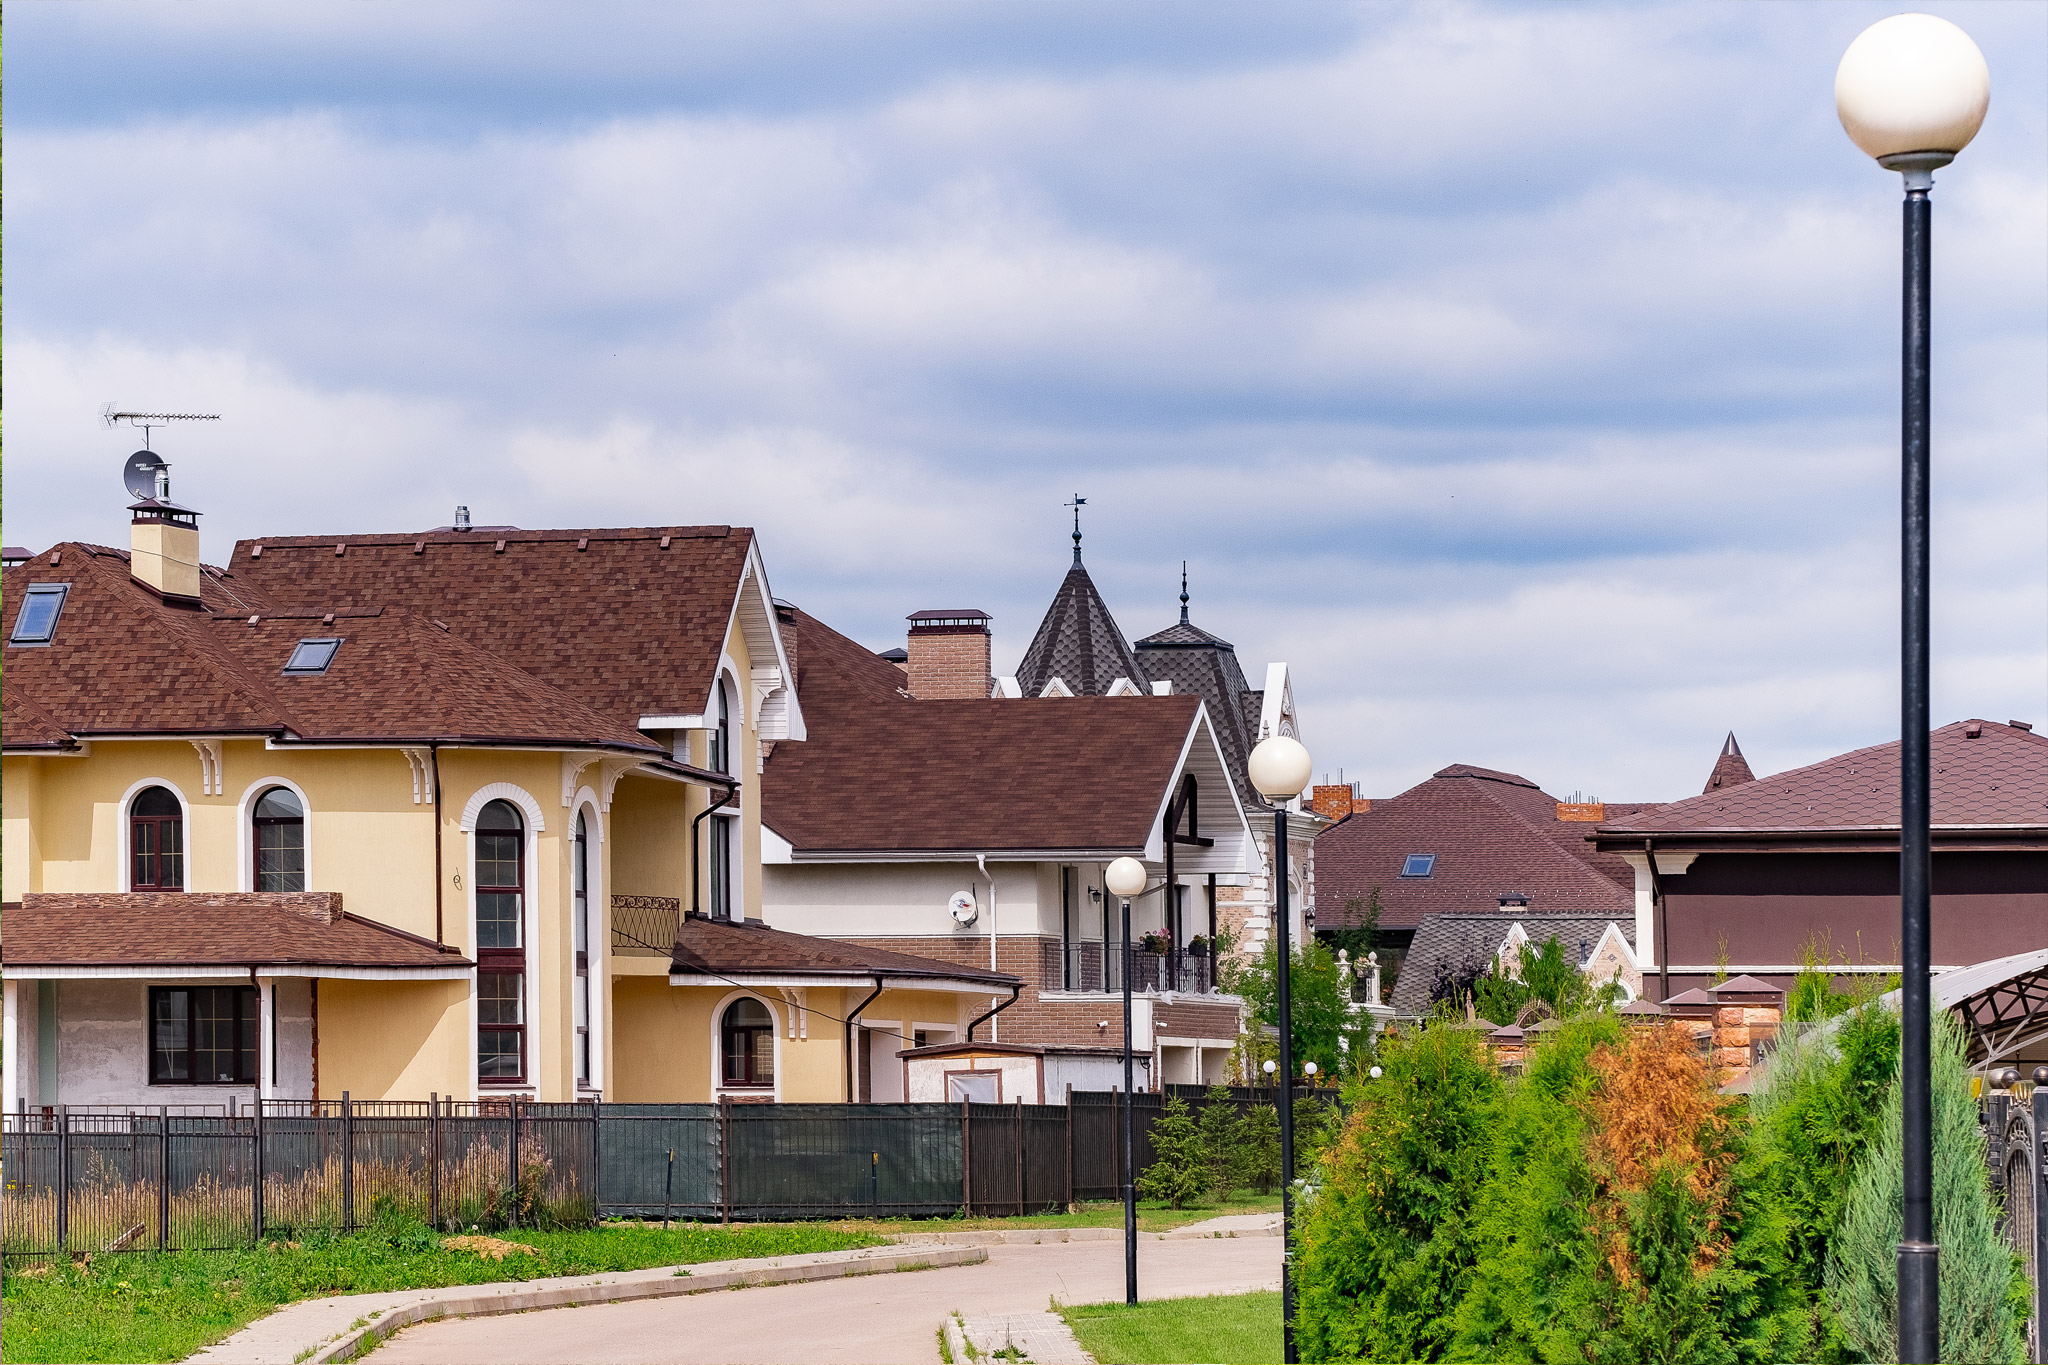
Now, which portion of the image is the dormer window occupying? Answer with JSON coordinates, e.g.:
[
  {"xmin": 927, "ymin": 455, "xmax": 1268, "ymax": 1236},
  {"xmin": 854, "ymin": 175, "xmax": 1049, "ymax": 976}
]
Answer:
[
  {"xmin": 1400, "ymin": 853, "xmax": 1437, "ymax": 878},
  {"xmin": 9, "ymin": 583, "xmax": 69, "ymax": 645},
  {"xmin": 283, "ymin": 637, "xmax": 341, "ymax": 675}
]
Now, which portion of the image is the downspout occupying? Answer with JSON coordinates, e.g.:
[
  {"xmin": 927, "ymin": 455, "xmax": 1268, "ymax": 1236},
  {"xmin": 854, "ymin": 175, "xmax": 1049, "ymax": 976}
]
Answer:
[
  {"xmin": 976, "ymin": 855, "xmax": 999, "ymax": 1041},
  {"xmin": 844, "ymin": 977, "xmax": 884, "ymax": 1103},
  {"xmin": 1645, "ymin": 837, "xmax": 1668, "ymax": 1004},
  {"xmin": 967, "ymin": 984, "xmax": 1021, "ymax": 1044},
  {"xmin": 691, "ymin": 780, "xmax": 741, "ymax": 918},
  {"xmin": 430, "ymin": 744, "xmax": 444, "ymax": 945}
]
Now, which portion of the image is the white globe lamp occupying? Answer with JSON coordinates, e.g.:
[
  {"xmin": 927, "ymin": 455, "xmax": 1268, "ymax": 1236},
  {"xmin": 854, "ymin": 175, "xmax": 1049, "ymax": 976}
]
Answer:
[
  {"xmin": 1836, "ymin": 14, "xmax": 1989, "ymax": 172},
  {"xmin": 1248, "ymin": 735, "xmax": 1313, "ymax": 801},
  {"xmin": 1104, "ymin": 857, "xmax": 1148, "ymax": 899}
]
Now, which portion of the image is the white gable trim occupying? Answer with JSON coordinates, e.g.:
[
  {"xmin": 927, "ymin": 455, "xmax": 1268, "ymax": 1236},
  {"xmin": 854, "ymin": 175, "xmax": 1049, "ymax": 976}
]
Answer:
[{"xmin": 1039, "ymin": 677, "xmax": 1074, "ymax": 698}]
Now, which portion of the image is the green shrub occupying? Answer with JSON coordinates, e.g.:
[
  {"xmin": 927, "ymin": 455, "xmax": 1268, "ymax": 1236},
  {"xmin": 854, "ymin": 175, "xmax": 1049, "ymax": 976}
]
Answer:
[
  {"xmin": 1824, "ymin": 1009, "xmax": 2027, "ymax": 1364},
  {"xmin": 1295, "ymin": 1022, "xmax": 1501, "ymax": 1362},
  {"xmin": 1237, "ymin": 1104, "xmax": 1281, "ymax": 1196},
  {"xmin": 1197, "ymin": 1087, "xmax": 1242, "ymax": 1202},
  {"xmin": 1738, "ymin": 999, "xmax": 1899, "ymax": 1357},
  {"xmin": 1136, "ymin": 1098, "xmax": 1210, "ymax": 1209},
  {"xmin": 1293, "ymin": 1095, "xmax": 1344, "ymax": 1174}
]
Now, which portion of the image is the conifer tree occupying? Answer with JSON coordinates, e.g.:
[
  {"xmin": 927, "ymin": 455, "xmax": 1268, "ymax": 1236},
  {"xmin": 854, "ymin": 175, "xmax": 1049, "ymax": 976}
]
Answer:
[
  {"xmin": 1197, "ymin": 1087, "xmax": 1241, "ymax": 1202},
  {"xmin": 1237, "ymin": 1103, "xmax": 1282, "ymax": 1195},
  {"xmin": 1137, "ymin": 1097, "xmax": 1210, "ymax": 1209}
]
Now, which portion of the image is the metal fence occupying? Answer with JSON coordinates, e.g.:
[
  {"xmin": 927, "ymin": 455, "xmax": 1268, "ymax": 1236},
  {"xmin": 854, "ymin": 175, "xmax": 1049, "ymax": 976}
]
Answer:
[{"xmin": 2, "ymin": 1087, "xmax": 1317, "ymax": 1258}]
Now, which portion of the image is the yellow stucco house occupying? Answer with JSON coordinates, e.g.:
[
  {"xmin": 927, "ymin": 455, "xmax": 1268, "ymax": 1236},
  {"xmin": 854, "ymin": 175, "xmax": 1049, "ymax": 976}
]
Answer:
[{"xmin": 2, "ymin": 487, "xmax": 1017, "ymax": 1110}]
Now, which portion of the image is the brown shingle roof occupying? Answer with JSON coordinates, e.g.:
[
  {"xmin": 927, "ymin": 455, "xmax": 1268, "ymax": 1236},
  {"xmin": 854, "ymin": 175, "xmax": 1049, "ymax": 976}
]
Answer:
[
  {"xmin": 766, "ymin": 607, "xmax": 1204, "ymax": 854},
  {"xmin": 1703, "ymin": 732, "xmax": 1757, "ymax": 794},
  {"xmin": 1601, "ymin": 721, "xmax": 2048, "ymax": 837},
  {"xmin": 231, "ymin": 526, "xmax": 756, "ymax": 726},
  {"xmin": 671, "ymin": 914, "xmax": 1017, "ymax": 985},
  {"xmin": 1314, "ymin": 764, "xmax": 1638, "ymax": 930},
  {"xmin": 2, "ymin": 892, "xmax": 470, "ymax": 970},
  {"xmin": 3, "ymin": 548, "xmax": 660, "ymax": 755}
]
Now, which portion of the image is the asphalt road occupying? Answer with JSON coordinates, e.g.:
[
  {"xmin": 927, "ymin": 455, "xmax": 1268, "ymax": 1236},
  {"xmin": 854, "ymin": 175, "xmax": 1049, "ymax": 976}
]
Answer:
[{"xmin": 371, "ymin": 1236, "xmax": 1282, "ymax": 1364}]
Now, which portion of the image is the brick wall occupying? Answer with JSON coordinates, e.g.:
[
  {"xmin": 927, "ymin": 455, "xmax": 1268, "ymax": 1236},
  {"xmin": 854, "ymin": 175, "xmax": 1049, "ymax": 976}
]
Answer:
[
  {"xmin": 1153, "ymin": 1000, "xmax": 1242, "ymax": 1043},
  {"xmin": 905, "ymin": 627, "xmax": 991, "ymax": 700}
]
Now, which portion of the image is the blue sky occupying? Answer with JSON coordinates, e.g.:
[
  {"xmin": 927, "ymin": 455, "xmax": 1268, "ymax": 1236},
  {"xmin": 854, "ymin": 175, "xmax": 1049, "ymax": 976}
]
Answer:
[{"xmin": 6, "ymin": 1, "xmax": 2044, "ymax": 800}]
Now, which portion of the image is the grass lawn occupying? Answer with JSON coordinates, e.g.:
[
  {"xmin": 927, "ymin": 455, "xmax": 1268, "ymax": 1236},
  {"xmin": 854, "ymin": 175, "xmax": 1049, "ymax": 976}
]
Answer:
[
  {"xmin": 815, "ymin": 1191, "xmax": 1282, "ymax": 1236},
  {"xmin": 0, "ymin": 1218, "xmax": 882, "ymax": 1364},
  {"xmin": 1061, "ymin": 1291, "xmax": 1282, "ymax": 1365}
]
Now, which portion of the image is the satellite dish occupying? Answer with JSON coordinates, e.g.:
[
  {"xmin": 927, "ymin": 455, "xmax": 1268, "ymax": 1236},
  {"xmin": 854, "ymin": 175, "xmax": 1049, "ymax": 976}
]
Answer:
[
  {"xmin": 949, "ymin": 890, "xmax": 978, "ymax": 926},
  {"xmin": 123, "ymin": 450, "xmax": 168, "ymax": 501}
]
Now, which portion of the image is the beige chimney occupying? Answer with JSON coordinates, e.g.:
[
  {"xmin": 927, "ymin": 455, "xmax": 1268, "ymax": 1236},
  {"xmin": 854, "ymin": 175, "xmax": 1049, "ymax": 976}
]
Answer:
[
  {"xmin": 130, "ymin": 474, "xmax": 203, "ymax": 605},
  {"xmin": 905, "ymin": 610, "xmax": 992, "ymax": 699}
]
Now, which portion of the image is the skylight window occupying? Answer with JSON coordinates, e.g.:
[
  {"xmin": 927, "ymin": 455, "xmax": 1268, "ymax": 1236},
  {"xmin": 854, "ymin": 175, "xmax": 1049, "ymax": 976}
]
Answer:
[
  {"xmin": 1400, "ymin": 853, "xmax": 1437, "ymax": 878},
  {"xmin": 282, "ymin": 637, "xmax": 342, "ymax": 675},
  {"xmin": 9, "ymin": 583, "xmax": 69, "ymax": 646}
]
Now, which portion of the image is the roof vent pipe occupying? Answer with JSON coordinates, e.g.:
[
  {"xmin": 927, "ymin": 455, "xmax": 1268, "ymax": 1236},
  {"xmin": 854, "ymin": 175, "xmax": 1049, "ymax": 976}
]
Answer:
[{"xmin": 454, "ymin": 506, "xmax": 471, "ymax": 532}]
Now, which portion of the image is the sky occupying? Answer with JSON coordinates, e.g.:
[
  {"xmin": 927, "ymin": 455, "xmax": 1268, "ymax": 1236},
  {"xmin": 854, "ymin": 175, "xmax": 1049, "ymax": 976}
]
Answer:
[{"xmin": 5, "ymin": 1, "xmax": 2045, "ymax": 802}]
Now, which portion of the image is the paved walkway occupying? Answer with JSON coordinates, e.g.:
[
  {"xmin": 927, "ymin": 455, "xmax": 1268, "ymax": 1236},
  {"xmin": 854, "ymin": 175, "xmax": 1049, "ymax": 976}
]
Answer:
[{"xmin": 373, "ymin": 1235, "xmax": 1282, "ymax": 1363}]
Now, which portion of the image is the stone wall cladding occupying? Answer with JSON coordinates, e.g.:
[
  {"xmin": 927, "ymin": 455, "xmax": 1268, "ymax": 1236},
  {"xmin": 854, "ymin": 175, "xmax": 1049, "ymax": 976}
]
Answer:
[
  {"xmin": 1153, "ymin": 1000, "xmax": 1242, "ymax": 1042},
  {"xmin": 905, "ymin": 630, "xmax": 992, "ymax": 700}
]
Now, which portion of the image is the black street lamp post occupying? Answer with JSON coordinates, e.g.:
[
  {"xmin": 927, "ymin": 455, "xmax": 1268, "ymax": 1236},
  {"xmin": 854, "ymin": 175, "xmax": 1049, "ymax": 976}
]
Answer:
[
  {"xmin": 1248, "ymin": 735, "xmax": 1313, "ymax": 1365},
  {"xmin": 1834, "ymin": 17, "xmax": 1989, "ymax": 1363},
  {"xmin": 1105, "ymin": 856, "xmax": 1150, "ymax": 1310}
]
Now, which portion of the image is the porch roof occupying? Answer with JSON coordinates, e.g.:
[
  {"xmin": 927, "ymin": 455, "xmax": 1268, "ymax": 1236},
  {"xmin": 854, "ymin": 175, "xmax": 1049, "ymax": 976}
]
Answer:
[
  {"xmin": 668, "ymin": 913, "xmax": 1018, "ymax": 993},
  {"xmin": 1, "ymin": 892, "xmax": 472, "ymax": 977}
]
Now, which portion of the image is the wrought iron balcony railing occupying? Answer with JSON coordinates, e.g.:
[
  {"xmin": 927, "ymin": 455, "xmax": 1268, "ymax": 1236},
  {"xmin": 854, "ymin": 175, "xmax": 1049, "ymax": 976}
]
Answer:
[
  {"xmin": 1058, "ymin": 942, "xmax": 1221, "ymax": 995},
  {"xmin": 611, "ymin": 895, "xmax": 683, "ymax": 957}
]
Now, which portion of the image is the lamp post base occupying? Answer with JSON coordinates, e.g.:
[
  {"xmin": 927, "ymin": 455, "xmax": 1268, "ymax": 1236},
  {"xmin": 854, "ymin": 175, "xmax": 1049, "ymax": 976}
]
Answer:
[{"xmin": 1898, "ymin": 1240, "xmax": 1939, "ymax": 1363}]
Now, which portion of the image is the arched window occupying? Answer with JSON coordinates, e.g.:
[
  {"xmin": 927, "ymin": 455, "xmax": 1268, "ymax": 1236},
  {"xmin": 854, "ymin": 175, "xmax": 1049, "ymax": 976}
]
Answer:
[
  {"xmin": 476, "ymin": 799, "xmax": 526, "ymax": 1084},
  {"xmin": 573, "ymin": 810, "xmax": 592, "ymax": 1089},
  {"xmin": 253, "ymin": 787, "xmax": 306, "ymax": 892},
  {"xmin": 709, "ymin": 677, "xmax": 731, "ymax": 775},
  {"xmin": 131, "ymin": 786, "xmax": 185, "ymax": 890},
  {"xmin": 720, "ymin": 997, "xmax": 774, "ymax": 1088}
]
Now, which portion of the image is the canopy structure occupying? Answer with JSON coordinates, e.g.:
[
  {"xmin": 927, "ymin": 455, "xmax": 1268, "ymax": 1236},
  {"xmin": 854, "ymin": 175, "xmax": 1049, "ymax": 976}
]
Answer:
[{"xmin": 1932, "ymin": 947, "xmax": 2048, "ymax": 1067}]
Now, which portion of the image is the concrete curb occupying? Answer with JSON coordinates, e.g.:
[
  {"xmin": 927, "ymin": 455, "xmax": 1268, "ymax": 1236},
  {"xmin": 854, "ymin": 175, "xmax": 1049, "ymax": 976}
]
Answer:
[{"xmin": 300, "ymin": 1246, "xmax": 984, "ymax": 1364}]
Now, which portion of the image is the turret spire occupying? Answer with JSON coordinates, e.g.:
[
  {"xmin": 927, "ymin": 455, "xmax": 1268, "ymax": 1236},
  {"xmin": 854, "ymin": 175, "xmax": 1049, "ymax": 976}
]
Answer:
[
  {"xmin": 1066, "ymin": 495, "xmax": 1087, "ymax": 565},
  {"xmin": 1179, "ymin": 561, "xmax": 1190, "ymax": 624}
]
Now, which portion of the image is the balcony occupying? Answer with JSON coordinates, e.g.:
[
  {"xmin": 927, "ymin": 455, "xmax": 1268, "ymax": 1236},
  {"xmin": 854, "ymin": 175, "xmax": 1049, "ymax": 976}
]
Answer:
[
  {"xmin": 1057, "ymin": 942, "xmax": 1221, "ymax": 996},
  {"xmin": 611, "ymin": 895, "xmax": 682, "ymax": 957}
]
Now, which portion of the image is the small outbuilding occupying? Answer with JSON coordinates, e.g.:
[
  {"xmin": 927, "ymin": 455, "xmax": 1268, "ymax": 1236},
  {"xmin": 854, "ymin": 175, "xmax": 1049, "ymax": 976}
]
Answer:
[{"xmin": 898, "ymin": 1041, "xmax": 1152, "ymax": 1104}]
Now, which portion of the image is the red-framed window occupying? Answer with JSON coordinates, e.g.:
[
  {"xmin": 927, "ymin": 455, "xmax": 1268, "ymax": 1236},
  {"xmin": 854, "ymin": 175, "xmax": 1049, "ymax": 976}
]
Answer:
[
  {"xmin": 131, "ymin": 786, "xmax": 185, "ymax": 890},
  {"xmin": 253, "ymin": 786, "xmax": 306, "ymax": 892},
  {"xmin": 149, "ymin": 986, "xmax": 257, "ymax": 1085},
  {"xmin": 475, "ymin": 799, "xmax": 526, "ymax": 1085},
  {"xmin": 720, "ymin": 997, "xmax": 775, "ymax": 1088}
]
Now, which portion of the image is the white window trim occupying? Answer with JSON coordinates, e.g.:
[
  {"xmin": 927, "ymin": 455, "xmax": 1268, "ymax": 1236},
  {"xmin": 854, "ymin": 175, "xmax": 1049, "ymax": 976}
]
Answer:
[
  {"xmin": 235, "ymin": 776, "xmax": 314, "ymax": 893},
  {"xmin": 118, "ymin": 778, "xmax": 192, "ymax": 892},
  {"xmin": 463, "ymin": 783, "xmax": 545, "ymax": 1100},
  {"xmin": 710, "ymin": 988, "xmax": 782, "ymax": 1102},
  {"xmin": 572, "ymin": 793, "xmax": 606, "ymax": 1096}
]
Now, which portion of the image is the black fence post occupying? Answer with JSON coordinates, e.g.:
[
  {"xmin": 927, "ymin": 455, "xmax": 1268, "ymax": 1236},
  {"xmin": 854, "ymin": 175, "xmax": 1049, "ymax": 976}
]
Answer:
[
  {"xmin": 2034, "ymin": 1073, "xmax": 2048, "ymax": 1365},
  {"xmin": 341, "ymin": 1092, "xmax": 355, "ymax": 1233},
  {"xmin": 719, "ymin": 1095, "xmax": 731, "ymax": 1225},
  {"xmin": 509, "ymin": 1099, "xmax": 521, "ymax": 1231},
  {"xmin": 56, "ymin": 1105, "xmax": 70, "ymax": 1253},
  {"xmin": 663, "ymin": 1149, "xmax": 674, "ymax": 1231},
  {"xmin": 1065, "ymin": 1084, "xmax": 1074, "ymax": 1209},
  {"xmin": 871, "ymin": 1149, "xmax": 880, "ymax": 1220},
  {"xmin": 428, "ymin": 1094, "xmax": 441, "ymax": 1231},
  {"xmin": 1015, "ymin": 1097, "xmax": 1025, "ymax": 1217},
  {"xmin": 960, "ymin": 1099, "xmax": 972, "ymax": 1215},
  {"xmin": 253, "ymin": 1094, "xmax": 266, "ymax": 1245},
  {"xmin": 159, "ymin": 1105, "xmax": 171, "ymax": 1250},
  {"xmin": 589, "ymin": 1097, "xmax": 601, "ymax": 1225}
]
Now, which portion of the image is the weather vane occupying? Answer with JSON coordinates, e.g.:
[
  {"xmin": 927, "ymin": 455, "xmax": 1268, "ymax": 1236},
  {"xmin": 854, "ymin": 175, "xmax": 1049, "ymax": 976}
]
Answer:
[{"xmin": 1066, "ymin": 495, "xmax": 1086, "ymax": 565}]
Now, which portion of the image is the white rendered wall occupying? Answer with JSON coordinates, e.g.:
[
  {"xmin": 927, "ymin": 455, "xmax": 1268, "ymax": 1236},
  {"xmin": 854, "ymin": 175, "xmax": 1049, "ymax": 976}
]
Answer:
[
  {"xmin": 53, "ymin": 978, "xmax": 314, "ymax": 1108},
  {"xmin": 762, "ymin": 860, "xmax": 1050, "ymax": 939}
]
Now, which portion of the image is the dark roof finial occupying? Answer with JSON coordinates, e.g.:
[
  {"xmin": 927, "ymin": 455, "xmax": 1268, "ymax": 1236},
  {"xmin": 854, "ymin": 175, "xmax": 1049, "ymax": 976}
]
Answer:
[
  {"xmin": 1179, "ymin": 561, "xmax": 1189, "ymax": 624},
  {"xmin": 1066, "ymin": 495, "xmax": 1087, "ymax": 565}
]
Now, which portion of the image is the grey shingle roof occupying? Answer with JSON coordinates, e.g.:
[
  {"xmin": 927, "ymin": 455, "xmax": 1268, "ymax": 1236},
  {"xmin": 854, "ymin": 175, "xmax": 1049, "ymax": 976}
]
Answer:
[
  {"xmin": 1015, "ymin": 564, "xmax": 1150, "ymax": 698},
  {"xmin": 1135, "ymin": 617, "xmax": 1257, "ymax": 806},
  {"xmin": 1390, "ymin": 912, "xmax": 1635, "ymax": 1015}
]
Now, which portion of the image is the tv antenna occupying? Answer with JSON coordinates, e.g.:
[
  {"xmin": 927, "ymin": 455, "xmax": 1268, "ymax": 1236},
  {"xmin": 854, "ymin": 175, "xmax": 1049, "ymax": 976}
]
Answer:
[
  {"xmin": 101, "ymin": 405, "xmax": 219, "ymax": 452},
  {"xmin": 103, "ymin": 407, "xmax": 218, "ymax": 502}
]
